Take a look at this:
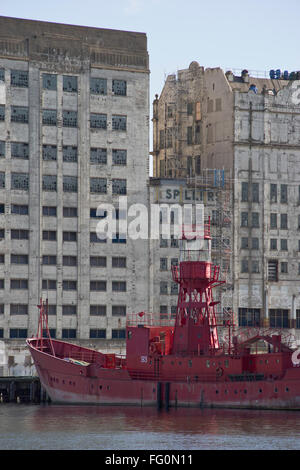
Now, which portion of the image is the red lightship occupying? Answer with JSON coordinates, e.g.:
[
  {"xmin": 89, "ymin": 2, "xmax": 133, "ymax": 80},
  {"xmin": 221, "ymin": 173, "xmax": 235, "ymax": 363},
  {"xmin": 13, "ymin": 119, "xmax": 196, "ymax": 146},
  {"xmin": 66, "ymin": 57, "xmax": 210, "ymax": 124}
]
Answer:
[{"xmin": 27, "ymin": 221, "xmax": 300, "ymax": 408}]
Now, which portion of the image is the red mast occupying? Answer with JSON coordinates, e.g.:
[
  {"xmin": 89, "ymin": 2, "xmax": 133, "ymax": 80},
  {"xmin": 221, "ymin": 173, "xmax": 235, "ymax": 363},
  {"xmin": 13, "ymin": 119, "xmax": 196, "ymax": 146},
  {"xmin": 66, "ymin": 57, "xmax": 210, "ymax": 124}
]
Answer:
[{"xmin": 171, "ymin": 219, "xmax": 224, "ymax": 356}]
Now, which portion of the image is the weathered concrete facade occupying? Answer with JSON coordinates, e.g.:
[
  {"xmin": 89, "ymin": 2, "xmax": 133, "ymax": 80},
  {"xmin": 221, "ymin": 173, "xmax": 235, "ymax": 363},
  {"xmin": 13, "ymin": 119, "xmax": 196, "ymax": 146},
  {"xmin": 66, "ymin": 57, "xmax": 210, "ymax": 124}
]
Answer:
[
  {"xmin": 153, "ymin": 62, "xmax": 300, "ymax": 345},
  {"xmin": 0, "ymin": 16, "xmax": 149, "ymax": 375}
]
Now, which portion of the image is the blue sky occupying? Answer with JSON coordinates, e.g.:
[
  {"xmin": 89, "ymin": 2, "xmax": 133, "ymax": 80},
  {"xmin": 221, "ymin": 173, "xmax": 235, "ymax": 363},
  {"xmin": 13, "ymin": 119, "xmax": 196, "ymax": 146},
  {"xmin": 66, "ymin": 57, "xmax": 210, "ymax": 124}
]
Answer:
[{"xmin": 1, "ymin": 0, "xmax": 299, "ymax": 170}]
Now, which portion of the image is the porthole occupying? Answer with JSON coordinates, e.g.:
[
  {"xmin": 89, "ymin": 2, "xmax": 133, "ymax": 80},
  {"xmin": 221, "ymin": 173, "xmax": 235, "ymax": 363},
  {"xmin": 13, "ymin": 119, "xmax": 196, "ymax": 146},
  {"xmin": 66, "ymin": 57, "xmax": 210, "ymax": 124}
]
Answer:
[
  {"xmin": 274, "ymin": 388, "xmax": 278, "ymax": 393},
  {"xmin": 99, "ymin": 385, "xmax": 102, "ymax": 390},
  {"xmin": 216, "ymin": 390, "xmax": 219, "ymax": 394},
  {"xmin": 244, "ymin": 389, "xmax": 247, "ymax": 394},
  {"xmin": 286, "ymin": 387, "xmax": 289, "ymax": 392},
  {"xmin": 259, "ymin": 389, "xmax": 262, "ymax": 393}
]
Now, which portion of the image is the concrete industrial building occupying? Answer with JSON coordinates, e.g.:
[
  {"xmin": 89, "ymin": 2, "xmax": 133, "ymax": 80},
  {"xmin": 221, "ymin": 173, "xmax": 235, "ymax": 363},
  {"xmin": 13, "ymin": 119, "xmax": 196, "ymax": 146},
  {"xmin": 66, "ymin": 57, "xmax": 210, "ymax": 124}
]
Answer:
[
  {"xmin": 0, "ymin": 16, "xmax": 149, "ymax": 375},
  {"xmin": 152, "ymin": 61, "xmax": 300, "ymax": 343}
]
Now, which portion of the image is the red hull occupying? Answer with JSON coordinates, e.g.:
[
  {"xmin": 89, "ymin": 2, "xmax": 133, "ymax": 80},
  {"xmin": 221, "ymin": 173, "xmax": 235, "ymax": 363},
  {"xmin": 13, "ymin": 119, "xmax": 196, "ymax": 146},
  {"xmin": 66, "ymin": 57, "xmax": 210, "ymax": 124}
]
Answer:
[{"xmin": 27, "ymin": 338, "xmax": 300, "ymax": 409}]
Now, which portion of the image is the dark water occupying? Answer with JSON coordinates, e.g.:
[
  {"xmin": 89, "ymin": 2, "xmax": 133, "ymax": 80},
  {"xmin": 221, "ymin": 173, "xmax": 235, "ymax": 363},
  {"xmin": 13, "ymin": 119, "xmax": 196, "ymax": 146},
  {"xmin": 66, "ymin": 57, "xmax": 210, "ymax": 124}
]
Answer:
[{"xmin": 0, "ymin": 404, "xmax": 300, "ymax": 450}]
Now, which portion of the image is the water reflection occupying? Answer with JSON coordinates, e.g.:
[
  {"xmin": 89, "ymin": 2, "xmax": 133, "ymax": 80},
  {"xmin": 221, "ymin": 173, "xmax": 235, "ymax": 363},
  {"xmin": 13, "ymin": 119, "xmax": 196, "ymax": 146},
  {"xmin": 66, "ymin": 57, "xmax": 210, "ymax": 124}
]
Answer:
[{"xmin": 1, "ymin": 404, "xmax": 300, "ymax": 450}]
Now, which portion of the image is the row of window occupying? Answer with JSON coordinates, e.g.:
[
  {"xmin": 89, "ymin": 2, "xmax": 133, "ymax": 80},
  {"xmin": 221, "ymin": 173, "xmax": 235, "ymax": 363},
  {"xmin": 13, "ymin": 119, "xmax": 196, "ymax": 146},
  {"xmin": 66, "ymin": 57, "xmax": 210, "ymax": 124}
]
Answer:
[
  {"xmin": 241, "ymin": 182, "xmax": 293, "ymax": 204},
  {"xmin": 160, "ymin": 281, "xmax": 178, "ymax": 295},
  {"xmin": 0, "ymin": 328, "xmax": 126, "ymax": 340},
  {"xmin": 160, "ymin": 257, "xmax": 178, "ymax": 271},
  {"xmin": 0, "ymin": 229, "xmax": 126, "ymax": 243},
  {"xmin": 0, "ymin": 173, "xmax": 127, "ymax": 194},
  {"xmin": 0, "ymin": 106, "xmax": 127, "ymax": 130},
  {"xmin": 241, "ymin": 212, "xmax": 289, "ymax": 229},
  {"xmin": 0, "ymin": 255, "xmax": 126, "ymax": 268},
  {"xmin": 0, "ymin": 205, "xmax": 118, "ymax": 218},
  {"xmin": 0, "ymin": 304, "xmax": 126, "ymax": 316},
  {"xmin": 0, "ymin": 69, "xmax": 127, "ymax": 96},
  {"xmin": 238, "ymin": 308, "xmax": 300, "ymax": 328},
  {"xmin": 0, "ymin": 143, "xmax": 127, "ymax": 165},
  {"xmin": 0, "ymin": 279, "xmax": 127, "ymax": 291},
  {"xmin": 241, "ymin": 259, "xmax": 300, "ymax": 279}
]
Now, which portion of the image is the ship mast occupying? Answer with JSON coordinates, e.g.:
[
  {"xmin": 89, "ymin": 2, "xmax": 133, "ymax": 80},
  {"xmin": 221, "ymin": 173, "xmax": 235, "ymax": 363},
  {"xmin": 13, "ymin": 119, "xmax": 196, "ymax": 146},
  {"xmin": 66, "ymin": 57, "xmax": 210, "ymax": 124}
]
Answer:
[{"xmin": 171, "ymin": 218, "xmax": 225, "ymax": 356}]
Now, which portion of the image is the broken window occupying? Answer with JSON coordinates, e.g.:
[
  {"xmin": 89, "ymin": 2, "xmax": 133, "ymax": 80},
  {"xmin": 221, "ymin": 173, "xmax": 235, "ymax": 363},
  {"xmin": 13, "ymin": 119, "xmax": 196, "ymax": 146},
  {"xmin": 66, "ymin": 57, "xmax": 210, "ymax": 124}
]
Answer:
[
  {"xmin": 42, "ymin": 144, "xmax": 57, "ymax": 161},
  {"xmin": 0, "ymin": 141, "xmax": 5, "ymax": 157},
  {"xmin": 11, "ymin": 142, "xmax": 29, "ymax": 159},
  {"xmin": 112, "ymin": 79, "xmax": 127, "ymax": 96},
  {"xmin": 42, "ymin": 175, "xmax": 57, "ymax": 192},
  {"xmin": 42, "ymin": 109, "xmax": 57, "ymax": 126},
  {"xmin": 112, "ymin": 179, "xmax": 126, "ymax": 195},
  {"xmin": 42, "ymin": 73, "xmax": 57, "ymax": 90},
  {"xmin": 63, "ymin": 146, "xmax": 77, "ymax": 162},
  {"xmin": 268, "ymin": 260, "xmax": 278, "ymax": 281},
  {"xmin": 90, "ymin": 147, "xmax": 107, "ymax": 164},
  {"xmin": 90, "ymin": 77, "xmax": 107, "ymax": 95},
  {"xmin": 63, "ymin": 111, "xmax": 77, "ymax": 127},
  {"xmin": 112, "ymin": 149, "xmax": 126, "ymax": 165},
  {"xmin": 11, "ymin": 106, "xmax": 28, "ymax": 123},
  {"xmin": 63, "ymin": 76, "xmax": 78, "ymax": 92},
  {"xmin": 0, "ymin": 172, "xmax": 5, "ymax": 188},
  {"xmin": 11, "ymin": 173, "xmax": 29, "ymax": 190},
  {"xmin": 112, "ymin": 115, "xmax": 126, "ymax": 131},
  {"xmin": 90, "ymin": 305, "xmax": 106, "ymax": 316},
  {"xmin": 112, "ymin": 305, "xmax": 126, "ymax": 316},
  {"xmin": 63, "ymin": 176, "xmax": 77, "ymax": 192},
  {"xmin": 90, "ymin": 177, "xmax": 107, "ymax": 194},
  {"xmin": 90, "ymin": 113, "xmax": 107, "ymax": 129},
  {"xmin": 0, "ymin": 106, "xmax": 4, "ymax": 121},
  {"xmin": 11, "ymin": 70, "xmax": 28, "ymax": 87}
]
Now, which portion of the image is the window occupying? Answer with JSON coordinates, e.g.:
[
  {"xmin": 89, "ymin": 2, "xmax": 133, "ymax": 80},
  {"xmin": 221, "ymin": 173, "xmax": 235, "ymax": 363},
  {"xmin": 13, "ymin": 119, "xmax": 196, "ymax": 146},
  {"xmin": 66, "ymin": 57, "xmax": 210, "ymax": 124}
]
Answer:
[
  {"xmin": 10, "ymin": 328, "xmax": 28, "ymax": 339},
  {"xmin": 270, "ymin": 184, "xmax": 277, "ymax": 203},
  {"xmin": 170, "ymin": 235, "xmax": 178, "ymax": 248},
  {"xmin": 42, "ymin": 109, "xmax": 57, "ymax": 126},
  {"xmin": 63, "ymin": 146, "xmax": 77, "ymax": 162},
  {"xmin": 251, "ymin": 260, "xmax": 260, "ymax": 273},
  {"xmin": 268, "ymin": 260, "xmax": 278, "ymax": 281},
  {"xmin": 160, "ymin": 258, "xmax": 168, "ymax": 271},
  {"xmin": 241, "ymin": 212, "xmax": 248, "ymax": 227},
  {"xmin": 238, "ymin": 308, "xmax": 261, "ymax": 327},
  {"xmin": 112, "ymin": 257, "xmax": 126, "ymax": 268},
  {"xmin": 280, "ymin": 239, "xmax": 288, "ymax": 251},
  {"xmin": 11, "ymin": 229, "xmax": 29, "ymax": 240},
  {"xmin": 112, "ymin": 115, "xmax": 127, "ymax": 131},
  {"xmin": 112, "ymin": 149, "xmax": 127, "ymax": 165},
  {"xmin": 112, "ymin": 281, "xmax": 126, "ymax": 292},
  {"xmin": 0, "ymin": 254, "xmax": 4, "ymax": 263},
  {"xmin": 160, "ymin": 281, "xmax": 168, "ymax": 294},
  {"xmin": 0, "ymin": 172, "xmax": 4, "ymax": 189},
  {"xmin": 42, "ymin": 255, "xmax": 57, "ymax": 265},
  {"xmin": 62, "ymin": 329, "xmax": 76, "ymax": 339},
  {"xmin": 187, "ymin": 102, "xmax": 193, "ymax": 115},
  {"xmin": 241, "ymin": 182, "xmax": 248, "ymax": 202},
  {"xmin": 63, "ymin": 111, "xmax": 77, "ymax": 128},
  {"xmin": 11, "ymin": 142, "xmax": 29, "ymax": 159},
  {"xmin": 0, "ymin": 141, "xmax": 5, "ymax": 157},
  {"xmin": 251, "ymin": 213, "xmax": 259, "ymax": 228},
  {"xmin": 280, "ymin": 214, "xmax": 288, "ymax": 229},
  {"xmin": 63, "ymin": 232, "xmax": 77, "ymax": 242},
  {"xmin": 63, "ymin": 76, "xmax": 78, "ymax": 92},
  {"xmin": 42, "ymin": 175, "xmax": 57, "ymax": 192},
  {"xmin": 171, "ymin": 258, "xmax": 178, "ymax": 267},
  {"xmin": 90, "ymin": 281, "xmax": 106, "ymax": 291},
  {"xmin": 11, "ymin": 279, "xmax": 28, "ymax": 289},
  {"xmin": 280, "ymin": 184, "xmax": 288, "ymax": 203},
  {"xmin": 252, "ymin": 238, "xmax": 259, "ymax": 250},
  {"xmin": 11, "ymin": 106, "xmax": 29, "ymax": 124},
  {"xmin": 11, "ymin": 254, "xmax": 28, "ymax": 264},
  {"xmin": 281, "ymin": 262, "xmax": 288, "ymax": 273},
  {"xmin": 42, "ymin": 230, "xmax": 56, "ymax": 241},
  {"xmin": 112, "ymin": 179, "xmax": 126, "ymax": 195},
  {"xmin": 112, "ymin": 305, "xmax": 126, "ymax": 316},
  {"xmin": 270, "ymin": 213, "xmax": 277, "ymax": 229},
  {"xmin": 90, "ymin": 148, "xmax": 107, "ymax": 164},
  {"xmin": 0, "ymin": 69, "xmax": 4, "ymax": 82},
  {"xmin": 42, "ymin": 144, "xmax": 57, "ymax": 161},
  {"xmin": 111, "ymin": 329, "xmax": 126, "ymax": 339},
  {"xmin": 269, "ymin": 309, "xmax": 289, "ymax": 328},
  {"xmin": 241, "ymin": 259, "xmax": 248, "ymax": 273},
  {"xmin": 63, "ymin": 280, "xmax": 77, "ymax": 291},
  {"xmin": 0, "ymin": 204, "xmax": 4, "ymax": 214},
  {"xmin": 166, "ymin": 128, "xmax": 173, "ymax": 148},
  {"xmin": 296, "ymin": 310, "xmax": 300, "ymax": 328},
  {"xmin": 90, "ymin": 177, "xmax": 107, "ymax": 194},
  {"xmin": 90, "ymin": 113, "xmax": 107, "ymax": 129},
  {"xmin": 187, "ymin": 126, "xmax": 193, "ymax": 145},
  {"xmin": 0, "ymin": 279, "xmax": 4, "ymax": 289},
  {"xmin": 43, "ymin": 206, "xmax": 56, "ymax": 217},
  {"xmin": 90, "ymin": 77, "xmax": 107, "ymax": 95},
  {"xmin": 90, "ymin": 232, "xmax": 106, "ymax": 243},
  {"xmin": 0, "ymin": 106, "xmax": 4, "ymax": 122},
  {"xmin": 159, "ymin": 130, "xmax": 165, "ymax": 149},
  {"xmin": 90, "ymin": 329, "xmax": 106, "ymax": 339},
  {"xmin": 42, "ymin": 73, "xmax": 57, "ymax": 90},
  {"xmin": 0, "ymin": 304, "xmax": 3, "ymax": 314},
  {"xmin": 62, "ymin": 305, "xmax": 77, "ymax": 315},
  {"xmin": 63, "ymin": 176, "xmax": 77, "ymax": 192},
  {"xmin": 90, "ymin": 305, "xmax": 106, "ymax": 316},
  {"xmin": 42, "ymin": 279, "xmax": 57, "ymax": 290},
  {"xmin": 12, "ymin": 204, "xmax": 28, "ymax": 215},
  {"xmin": 11, "ymin": 173, "xmax": 29, "ymax": 190},
  {"xmin": 252, "ymin": 183, "xmax": 259, "ymax": 203},
  {"xmin": 10, "ymin": 304, "xmax": 28, "ymax": 315},
  {"xmin": 112, "ymin": 233, "xmax": 126, "ymax": 244},
  {"xmin": 270, "ymin": 239, "xmax": 277, "ymax": 250},
  {"xmin": 63, "ymin": 207, "xmax": 77, "ymax": 218},
  {"xmin": 63, "ymin": 256, "xmax": 77, "ymax": 266},
  {"xmin": 0, "ymin": 229, "xmax": 4, "ymax": 239},
  {"xmin": 112, "ymin": 79, "xmax": 127, "ymax": 96},
  {"xmin": 241, "ymin": 238, "xmax": 248, "ymax": 249},
  {"xmin": 171, "ymin": 282, "xmax": 178, "ymax": 295},
  {"xmin": 11, "ymin": 70, "xmax": 28, "ymax": 87}
]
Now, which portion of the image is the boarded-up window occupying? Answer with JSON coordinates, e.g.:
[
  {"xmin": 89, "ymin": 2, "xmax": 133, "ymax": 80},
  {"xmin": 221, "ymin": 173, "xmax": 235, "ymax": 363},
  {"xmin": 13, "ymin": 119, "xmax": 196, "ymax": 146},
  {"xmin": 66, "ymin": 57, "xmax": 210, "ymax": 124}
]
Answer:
[
  {"xmin": 268, "ymin": 260, "xmax": 278, "ymax": 281},
  {"xmin": 195, "ymin": 102, "xmax": 201, "ymax": 121}
]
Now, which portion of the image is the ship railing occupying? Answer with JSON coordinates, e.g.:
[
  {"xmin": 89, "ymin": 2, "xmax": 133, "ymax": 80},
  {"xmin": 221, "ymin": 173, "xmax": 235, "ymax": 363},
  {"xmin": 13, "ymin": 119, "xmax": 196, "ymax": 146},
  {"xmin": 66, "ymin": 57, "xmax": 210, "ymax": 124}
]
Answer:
[
  {"xmin": 172, "ymin": 263, "xmax": 220, "ymax": 283},
  {"xmin": 128, "ymin": 369, "xmax": 224, "ymax": 382},
  {"xmin": 127, "ymin": 313, "xmax": 175, "ymax": 327}
]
